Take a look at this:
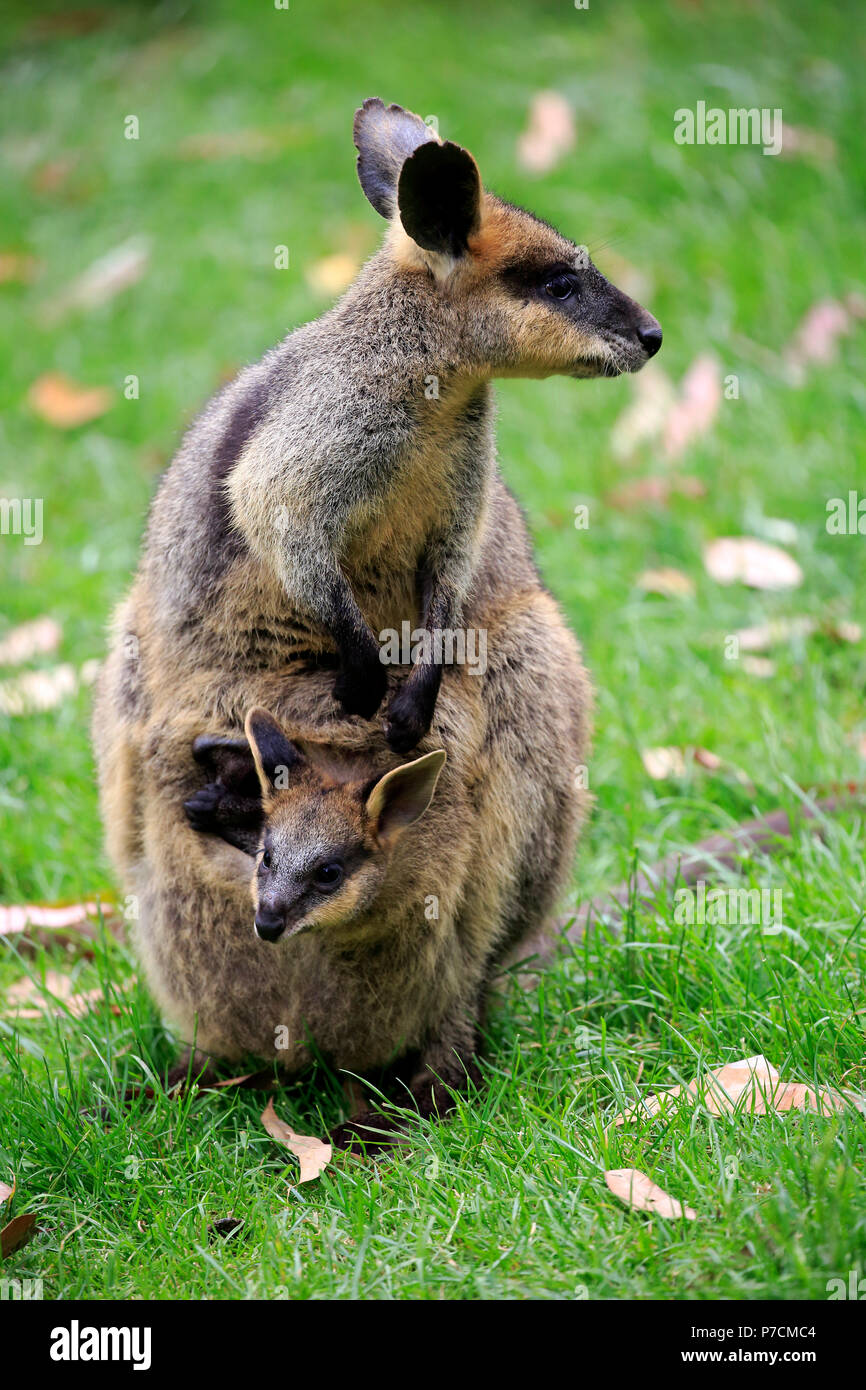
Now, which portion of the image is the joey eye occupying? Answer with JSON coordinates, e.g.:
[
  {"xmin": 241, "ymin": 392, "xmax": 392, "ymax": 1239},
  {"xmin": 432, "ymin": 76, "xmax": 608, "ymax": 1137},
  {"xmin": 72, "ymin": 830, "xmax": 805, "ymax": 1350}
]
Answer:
[
  {"xmin": 261, "ymin": 848, "xmax": 272, "ymax": 870},
  {"xmin": 545, "ymin": 273, "xmax": 575, "ymax": 301},
  {"xmin": 312, "ymin": 861, "xmax": 344, "ymax": 893}
]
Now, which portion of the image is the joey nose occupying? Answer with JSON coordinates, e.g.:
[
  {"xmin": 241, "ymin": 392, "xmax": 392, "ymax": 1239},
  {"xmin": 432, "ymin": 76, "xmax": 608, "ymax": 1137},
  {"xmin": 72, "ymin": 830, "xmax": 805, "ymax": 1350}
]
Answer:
[
  {"xmin": 254, "ymin": 909, "xmax": 286, "ymax": 943},
  {"xmin": 637, "ymin": 321, "xmax": 663, "ymax": 357}
]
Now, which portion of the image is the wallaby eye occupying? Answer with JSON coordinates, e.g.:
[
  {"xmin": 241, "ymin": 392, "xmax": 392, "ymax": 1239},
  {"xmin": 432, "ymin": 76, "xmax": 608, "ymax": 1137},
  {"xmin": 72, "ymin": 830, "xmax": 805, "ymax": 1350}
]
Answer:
[
  {"xmin": 312, "ymin": 861, "xmax": 344, "ymax": 893},
  {"xmin": 261, "ymin": 848, "xmax": 272, "ymax": 870},
  {"xmin": 545, "ymin": 273, "xmax": 575, "ymax": 301}
]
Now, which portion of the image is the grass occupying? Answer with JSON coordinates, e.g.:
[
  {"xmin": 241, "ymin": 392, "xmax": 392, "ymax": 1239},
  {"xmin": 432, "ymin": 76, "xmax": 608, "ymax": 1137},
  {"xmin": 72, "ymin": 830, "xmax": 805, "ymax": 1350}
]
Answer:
[{"xmin": 1, "ymin": 0, "xmax": 865, "ymax": 1300}]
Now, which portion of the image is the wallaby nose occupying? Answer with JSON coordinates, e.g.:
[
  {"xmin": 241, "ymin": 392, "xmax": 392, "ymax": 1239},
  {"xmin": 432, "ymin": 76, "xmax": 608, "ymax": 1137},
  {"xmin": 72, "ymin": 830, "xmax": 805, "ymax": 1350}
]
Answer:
[
  {"xmin": 254, "ymin": 909, "xmax": 286, "ymax": 943},
  {"xmin": 637, "ymin": 321, "xmax": 663, "ymax": 357}
]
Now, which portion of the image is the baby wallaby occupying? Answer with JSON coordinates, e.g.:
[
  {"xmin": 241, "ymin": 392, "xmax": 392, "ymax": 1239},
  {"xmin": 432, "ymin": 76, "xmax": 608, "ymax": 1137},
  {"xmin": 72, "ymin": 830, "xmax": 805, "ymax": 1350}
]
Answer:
[{"xmin": 187, "ymin": 707, "xmax": 447, "ymax": 945}]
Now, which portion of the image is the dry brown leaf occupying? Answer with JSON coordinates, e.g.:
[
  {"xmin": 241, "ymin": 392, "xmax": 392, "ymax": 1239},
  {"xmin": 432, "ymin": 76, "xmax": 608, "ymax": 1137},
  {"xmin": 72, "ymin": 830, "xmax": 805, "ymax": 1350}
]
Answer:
[
  {"xmin": 783, "ymin": 298, "xmax": 861, "ymax": 384},
  {"xmin": 517, "ymin": 91, "xmax": 575, "ymax": 174},
  {"xmin": 0, "ymin": 900, "xmax": 106, "ymax": 939},
  {"xmin": 27, "ymin": 374, "xmax": 112, "ymax": 429},
  {"xmin": 608, "ymin": 474, "xmax": 706, "ymax": 509},
  {"xmin": 779, "ymin": 123, "xmax": 836, "ymax": 163},
  {"xmin": 616, "ymin": 1055, "xmax": 862, "ymax": 1128},
  {"xmin": 610, "ymin": 362, "xmax": 677, "ymax": 461},
  {"xmin": 735, "ymin": 616, "xmax": 816, "ymax": 652},
  {"xmin": 605, "ymin": 1168, "xmax": 697, "ymax": 1220},
  {"xmin": 662, "ymin": 354, "xmax": 722, "ymax": 460},
  {"xmin": 0, "ymin": 617, "xmax": 62, "ymax": 667},
  {"xmin": 5, "ymin": 970, "xmax": 111, "ymax": 1020},
  {"xmin": 261, "ymin": 1096, "xmax": 332, "ymax": 1184},
  {"xmin": 1, "ymin": 1212, "xmax": 37, "ymax": 1257},
  {"xmin": 641, "ymin": 746, "xmax": 687, "ymax": 779},
  {"xmin": 703, "ymin": 537, "xmax": 803, "ymax": 591},
  {"xmin": 741, "ymin": 655, "xmax": 776, "ymax": 677},
  {"xmin": 305, "ymin": 253, "xmax": 359, "ymax": 298},
  {"xmin": 0, "ymin": 252, "xmax": 38, "ymax": 284},
  {"xmin": 0, "ymin": 663, "xmax": 78, "ymax": 714},
  {"xmin": 641, "ymin": 746, "xmax": 722, "ymax": 779},
  {"xmin": 45, "ymin": 237, "xmax": 149, "ymax": 320},
  {"xmin": 637, "ymin": 567, "xmax": 695, "ymax": 598}
]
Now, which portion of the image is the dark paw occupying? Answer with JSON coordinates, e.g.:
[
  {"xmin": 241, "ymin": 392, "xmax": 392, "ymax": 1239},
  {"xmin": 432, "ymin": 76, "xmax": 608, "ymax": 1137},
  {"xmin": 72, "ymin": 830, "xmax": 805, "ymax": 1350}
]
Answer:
[
  {"xmin": 329, "ymin": 1111, "xmax": 407, "ymax": 1157},
  {"xmin": 384, "ymin": 687, "xmax": 433, "ymax": 754},
  {"xmin": 333, "ymin": 658, "xmax": 388, "ymax": 720},
  {"xmin": 183, "ymin": 782, "xmax": 224, "ymax": 833}
]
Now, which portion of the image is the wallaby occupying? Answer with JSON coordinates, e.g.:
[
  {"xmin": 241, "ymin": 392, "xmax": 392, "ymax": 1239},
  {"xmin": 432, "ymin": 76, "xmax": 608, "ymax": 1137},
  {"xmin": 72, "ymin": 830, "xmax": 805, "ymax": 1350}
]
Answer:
[{"xmin": 92, "ymin": 96, "xmax": 658, "ymax": 1142}]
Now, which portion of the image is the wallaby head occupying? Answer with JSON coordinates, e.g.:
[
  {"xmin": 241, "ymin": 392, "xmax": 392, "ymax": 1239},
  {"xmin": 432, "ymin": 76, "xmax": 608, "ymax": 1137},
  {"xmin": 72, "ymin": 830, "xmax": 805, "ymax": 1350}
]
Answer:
[
  {"xmin": 243, "ymin": 707, "xmax": 446, "ymax": 944},
  {"xmin": 354, "ymin": 97, "xmax": 661, "ymax": 379}
]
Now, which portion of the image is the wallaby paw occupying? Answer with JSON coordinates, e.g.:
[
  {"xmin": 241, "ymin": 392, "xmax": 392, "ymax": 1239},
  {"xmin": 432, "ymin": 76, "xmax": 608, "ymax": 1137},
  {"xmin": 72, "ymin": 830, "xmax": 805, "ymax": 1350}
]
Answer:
[
  {"xmin": 183, "ymin": 782, "xmax": 224, "ymax": 833},
  {"xmin": 329, "ymin": 1111, "xmax": 407, "ymax": 1157},
  {"xmin": 384, "ymin": 690, "xmax": 431, "ymax": 754},
  {"xmin": 333, "ymin": 660, "xmax": 387, "ymax": 720}
]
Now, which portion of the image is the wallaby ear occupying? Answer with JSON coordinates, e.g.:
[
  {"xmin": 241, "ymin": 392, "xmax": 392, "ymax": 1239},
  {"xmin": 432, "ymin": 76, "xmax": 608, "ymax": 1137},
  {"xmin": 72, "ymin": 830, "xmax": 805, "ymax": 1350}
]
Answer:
[
  {"xmin": 244, "ymin": 707, "xmax": 304, "ymax": 794},
  {"xmin": 366, "ymin": 749, "xmax": 447, "ymax": 847},
  {"xmin": 354, "ymin": 97, "xmax": 438, "ymax": 219},
  {"xmin": 397, "ymin": 140, "xmax": 482, "ymax": 259}
]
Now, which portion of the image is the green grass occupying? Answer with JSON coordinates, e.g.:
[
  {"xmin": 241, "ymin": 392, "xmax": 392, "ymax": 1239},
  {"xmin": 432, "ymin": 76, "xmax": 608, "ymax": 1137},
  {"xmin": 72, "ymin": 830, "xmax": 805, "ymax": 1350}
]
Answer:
[{"xmin": 1, "ymin": 0, "xmax": 865, "ymax": 1300}]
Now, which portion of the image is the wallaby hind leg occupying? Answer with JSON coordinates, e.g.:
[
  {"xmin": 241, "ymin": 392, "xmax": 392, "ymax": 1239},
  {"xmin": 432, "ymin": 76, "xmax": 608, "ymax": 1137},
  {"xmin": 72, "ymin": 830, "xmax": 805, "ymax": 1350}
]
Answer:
[{"xmin": 329, "ymin": 1007, "xmax": 481, "ymax": 1155}]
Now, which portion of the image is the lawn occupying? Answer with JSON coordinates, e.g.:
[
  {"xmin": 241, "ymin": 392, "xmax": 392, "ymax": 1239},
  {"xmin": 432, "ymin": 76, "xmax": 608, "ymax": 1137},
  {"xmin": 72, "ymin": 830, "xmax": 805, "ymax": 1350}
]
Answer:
[{"xmin": 1, "ymin": 0, "xmax": 865, "ymax": 1300}]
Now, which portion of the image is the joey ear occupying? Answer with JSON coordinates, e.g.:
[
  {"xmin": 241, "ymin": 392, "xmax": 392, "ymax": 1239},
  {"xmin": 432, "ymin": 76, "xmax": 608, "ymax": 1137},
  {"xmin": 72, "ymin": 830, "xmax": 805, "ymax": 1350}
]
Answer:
[
  {"xmin": 244, "ymin": 707, "xmax": 304, "ymax": 794},
  {"xmin": 354, "ymin": 97, "xmax": 438, "ymax": 218},
  {"xmin": 365, "ymin": 749, "xmax": 446, "ymax": 846},
  {"xmin": 397, "ymin": 140, "xmax": 481, "ymax": 259}
]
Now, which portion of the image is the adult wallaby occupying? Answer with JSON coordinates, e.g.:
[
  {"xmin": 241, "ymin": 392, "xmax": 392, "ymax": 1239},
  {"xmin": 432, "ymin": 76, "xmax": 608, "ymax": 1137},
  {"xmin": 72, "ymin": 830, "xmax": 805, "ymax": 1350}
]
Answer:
[{"xmin": 92, "ymin": 97, "xmax": 658, "ymax": 1143}]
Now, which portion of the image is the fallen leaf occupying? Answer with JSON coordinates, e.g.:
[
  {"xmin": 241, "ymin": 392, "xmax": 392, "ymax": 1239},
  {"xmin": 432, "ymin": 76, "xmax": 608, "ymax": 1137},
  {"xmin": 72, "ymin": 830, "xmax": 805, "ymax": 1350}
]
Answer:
[
  {"xmin": 5, "ymin": 970, "xmax": 118, "ymax": 1020},
  {"xmin": 703, "ymin": 537, "xmax": 803, "ymax": 591},
  {"xmin": 662, "ymin": 354, "xmax": 722, "ymax": 460},
  {"xmin": 517, "ymin": 91, "xmax": 575, "ymax": 174},
  {"xmin": 0, "ymin": 664, "xmax": 78, "ymax": 714},
  {"xmin": 261, "ymin": 1097, "xmax": 332, "ymax": 1184},
  {"xmin": 0, "ymin": 252, "xmax": 38, "ymax": 284},
  {"xmin": 735, "ymin": 616, "xmax": 816, "ymax": 652},
  {"xmin": 783, "ymin": 297, "xmax": 863, "ymax": 384},
  {"xmin": 1, "ymin": 1212, "xmax": 37, "ymax": 1257},
  {"xmin": 692, "ymin": 747, "xmax": 723, "ymax": 771},
  {"xmin": 637, "ymin": 567, "xmax": 695, "ymax": 598},
  {"xmin": 605, "ymin": 1168, "xmax": 696, "ymax": 1220},
  {"xmin": 305, "ymin": 253, "xmax": 359, "ymax": 297},
  {"xmin": 779, "ymin": 123, "xmax": 836, "ymax": 163},
  {"xmin": 742, "ymin": 655, "xmax": 776, "ymax": 678},
  {"xmin": 641, "ymin": 746, "xmax": 687, "ymax": 779},
  {"xmin": 0, "ymin": 617, "xmax": 62, "ymax": 667},
  {"xmin": 43, "ymin": 237, "xmax": 150, "ymax": 321},
  {"xmin": 0, "ymin": 900, "xmax": 107, "ymax": 939},
  {"xmin": 616, "ymin": 1054, "xmax": 862, "ymax": 1128},
  {"xmin": 608, "ymin": 474, "xmax": 706, "ymax": 509},
  {"xmin": 27, "ymin": 375, "xmax": 112, "ymax": 429},
  {"xmin": 610, "ymin": 362, "xmax": 677, "ymax": 461}
]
